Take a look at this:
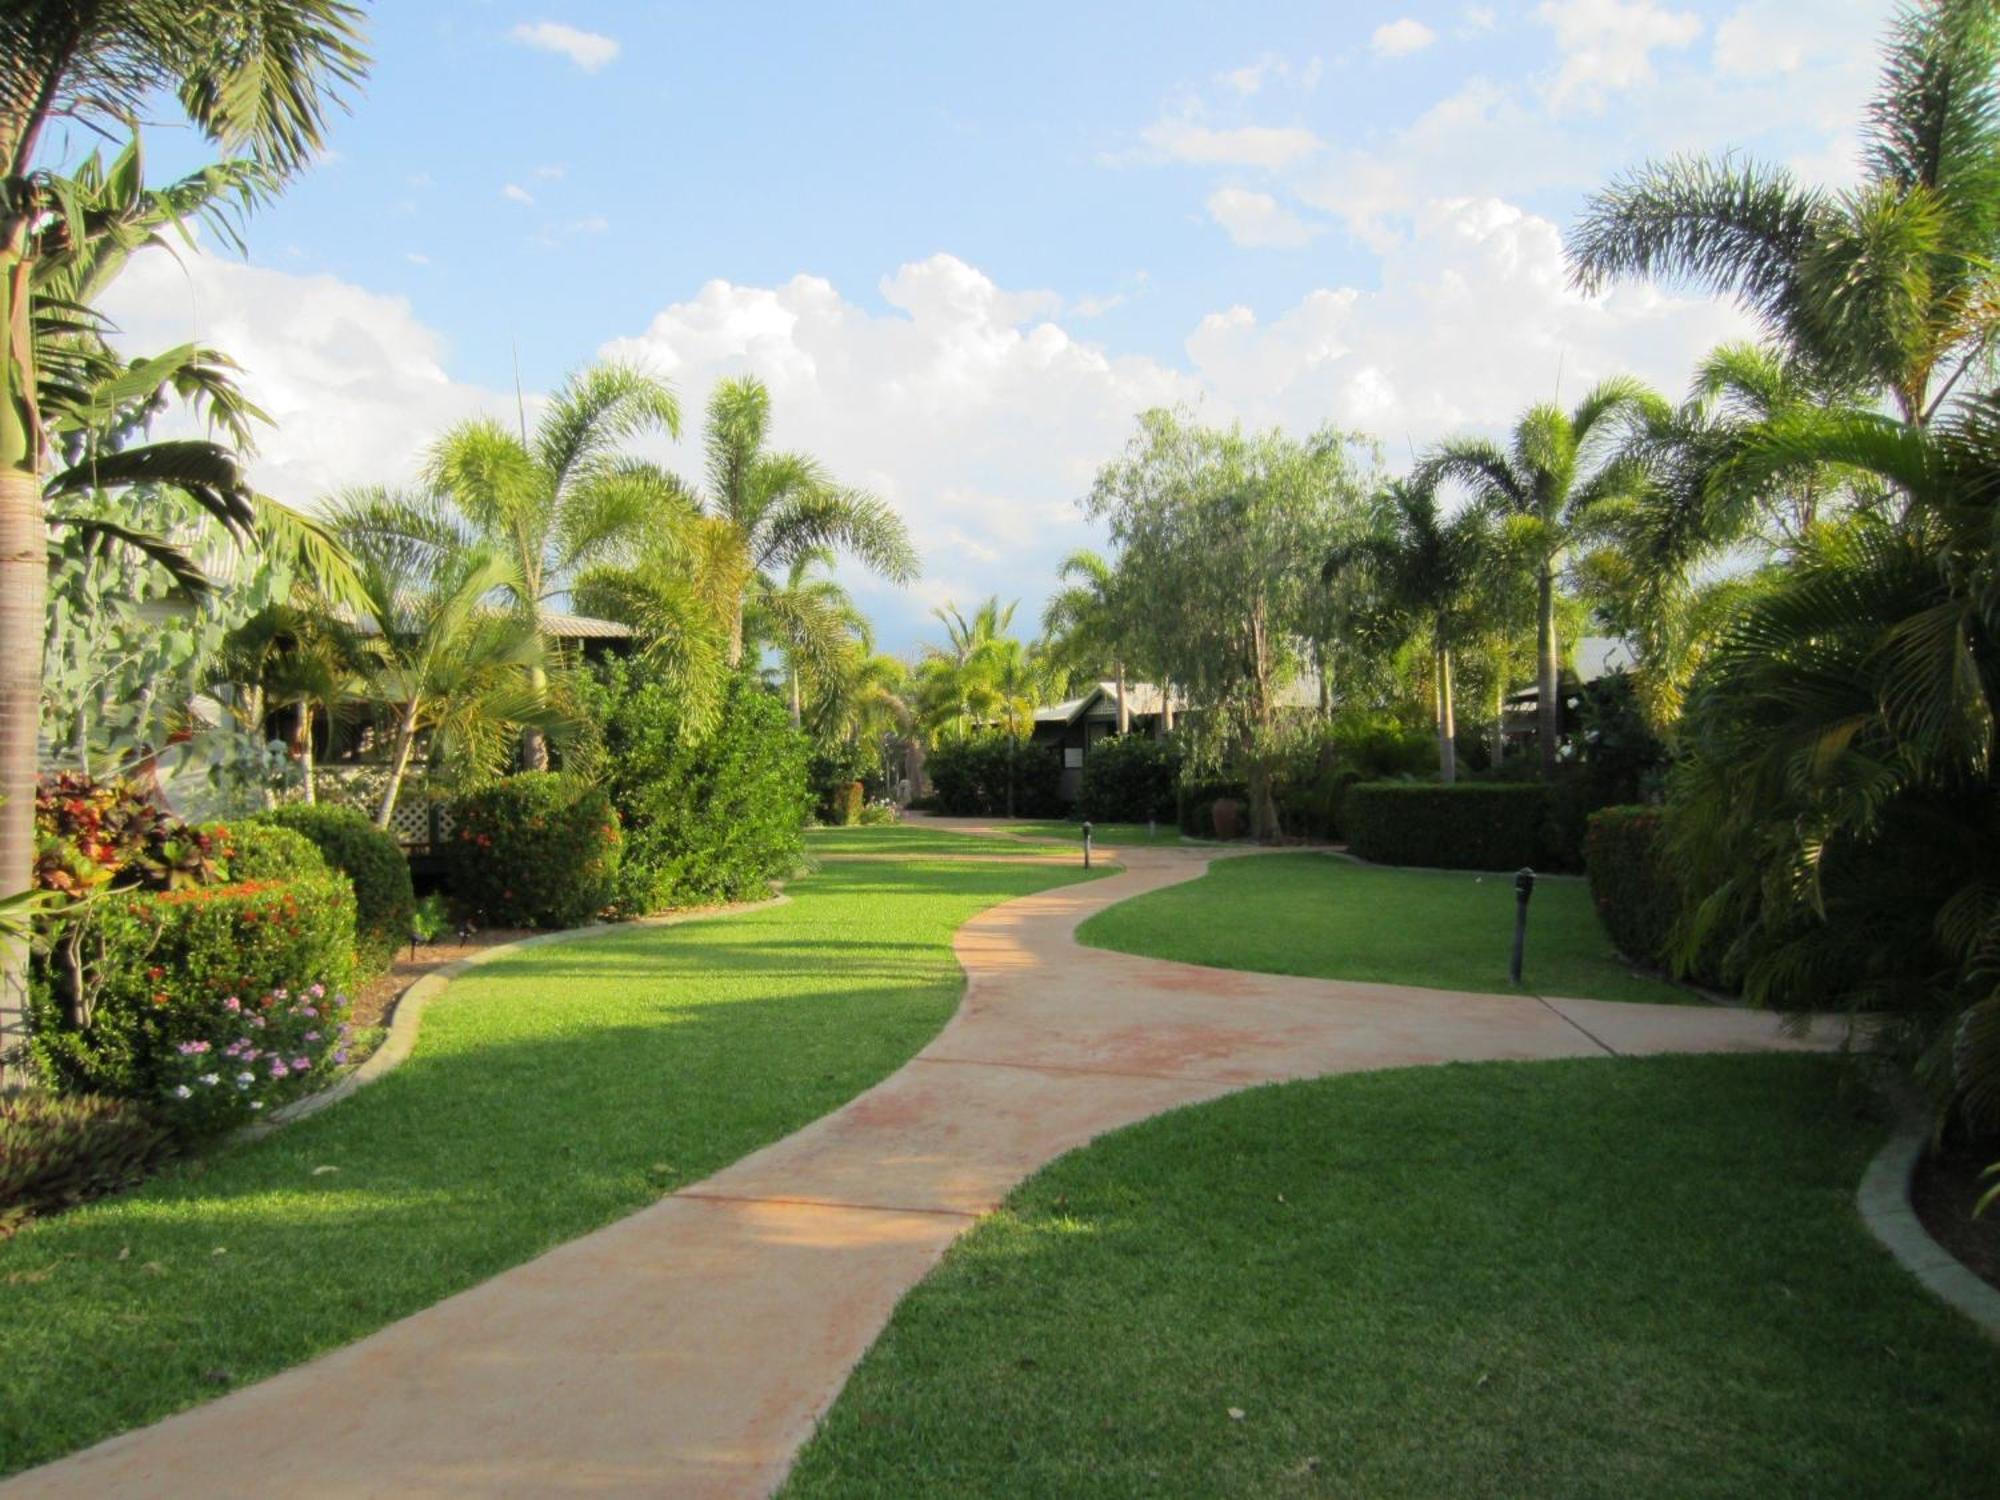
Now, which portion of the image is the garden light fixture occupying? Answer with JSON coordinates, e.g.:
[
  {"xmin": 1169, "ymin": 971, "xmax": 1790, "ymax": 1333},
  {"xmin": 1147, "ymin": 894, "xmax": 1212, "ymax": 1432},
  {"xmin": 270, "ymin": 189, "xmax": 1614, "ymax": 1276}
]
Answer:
[{"xmin": 1511, "ymin": 867, "xmax": 1536, "ymax": 985}]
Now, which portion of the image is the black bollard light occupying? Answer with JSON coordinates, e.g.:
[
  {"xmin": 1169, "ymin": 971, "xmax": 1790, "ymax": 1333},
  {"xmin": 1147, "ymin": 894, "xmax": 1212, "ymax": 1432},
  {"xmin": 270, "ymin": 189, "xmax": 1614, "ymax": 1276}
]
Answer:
[
  {"xmin": 1082, "ymin": 820, "xmax": 1094, "ymax": 870},
  {"xmin": 1510, "ymin": 867, "xmax": 1536, "ymax": 985},
  {"xmin": 409, "ymin": 923, "xmax": 421, "ymax": 962}
]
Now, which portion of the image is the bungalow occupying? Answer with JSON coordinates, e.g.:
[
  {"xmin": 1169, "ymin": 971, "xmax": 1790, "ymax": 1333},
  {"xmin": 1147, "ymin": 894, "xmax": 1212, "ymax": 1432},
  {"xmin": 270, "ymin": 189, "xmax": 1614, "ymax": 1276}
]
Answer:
[{"xmin": 1030, "ymin": 680, "xmax": 1180, "ymax": 802}]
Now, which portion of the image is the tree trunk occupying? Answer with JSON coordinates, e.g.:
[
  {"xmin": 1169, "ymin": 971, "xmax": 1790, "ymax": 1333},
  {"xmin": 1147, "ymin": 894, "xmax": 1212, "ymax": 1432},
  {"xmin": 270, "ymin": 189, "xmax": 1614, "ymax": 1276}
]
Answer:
[
  {"xmin": 1437, "ymin": 645, "xmax": 1457, "ymax": 785},
  {"xmin": 727, "ymin": 601, "xmax": 745, "ymax": 669},
  {"xmin": 1537, "ymin": 563, "xmax": 1559, "ymax": 780},
  {"xmin": 789, "ymin": 663, "xmax": 801, "ymax": 728},
  {"xmin": 0, "ymin": 223, "xmax": 44, "ymax": 1083},
  {"xmin": 520, "ymin": 663, "xmax": 550, "ymax": 772},
  {"xmin": 375, "ymin": 697, "xmax": 423, "ymax": 829},
  {"xmin": 1246, "ymin": 600, "xmax": 1280, "ymax": 841},
  {"xmin": 301, "ymin": 702, "xmax": 317, "ymax": 805},
  {"xmin": 1491, "ymin": 674, "xmax": 1505, "ymax": 768},
  {"xmin": 1005, "ymin": 735, "xmax": 1016, "ymax": 819},
  {"xmin": 1115, "ymin": 661, "xmax": 1128, "ymax": 735},
  {"xmin": 1161, "ymin": 678, "xmax": 1175, "ymax": 735}
]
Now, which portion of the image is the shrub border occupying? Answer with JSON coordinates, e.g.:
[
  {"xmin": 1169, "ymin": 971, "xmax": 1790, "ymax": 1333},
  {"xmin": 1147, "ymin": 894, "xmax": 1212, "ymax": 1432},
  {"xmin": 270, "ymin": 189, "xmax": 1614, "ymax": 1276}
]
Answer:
[
  {"xmin": 240, "ymin": 894, "xmax": 792, "ymax": 1140},
  {"xmin": 1855, "ymin": 1096, "xmax": 2000, "ymax": 1343}
]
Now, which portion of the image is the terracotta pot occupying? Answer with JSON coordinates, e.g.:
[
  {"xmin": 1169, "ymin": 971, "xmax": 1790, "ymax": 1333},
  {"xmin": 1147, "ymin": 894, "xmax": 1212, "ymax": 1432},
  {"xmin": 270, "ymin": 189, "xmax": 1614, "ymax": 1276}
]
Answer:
[{"xmin": 1210, "ymin": 797, "xmax": 1244, "ymax": 840}]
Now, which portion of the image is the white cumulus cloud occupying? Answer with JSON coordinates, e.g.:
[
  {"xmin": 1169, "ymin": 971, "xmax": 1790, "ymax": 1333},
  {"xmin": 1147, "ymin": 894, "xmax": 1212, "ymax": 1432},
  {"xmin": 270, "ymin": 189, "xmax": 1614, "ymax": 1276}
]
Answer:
[
  {"xmin": 502, "ymin": 182, "xmax": 534, "ymax": 205},
  {"xmin": 1537, "ymin": 0, "xmax": 1703, "ymax": 113},
  {"xmin": 509, "ymin": 21, "xmax": 620, "ymax": 73},
  {"xmin": 1206, "ymin": 187, "xmax": 1321, "ymax": 249},
  {"xmin": 1135, "ymin": 119, "xmax": 1323, "ymax": 170},
  {"xmin": 1372, "ymin": 18, "xmax": 1439, "ymax": 58}
]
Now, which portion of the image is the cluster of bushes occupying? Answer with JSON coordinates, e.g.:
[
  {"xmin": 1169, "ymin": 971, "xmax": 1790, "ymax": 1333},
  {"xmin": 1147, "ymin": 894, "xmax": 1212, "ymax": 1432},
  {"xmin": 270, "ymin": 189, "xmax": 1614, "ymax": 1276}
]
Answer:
[
  {"xmin": 925, "ymin": 735, "xmax": 1064, "ymax": 817},
  {"xmin": 577, "ymin": 662, "xmax": 812, "ymax": 912},
  {"xmin": 808, "ymin": 741, "xmax": 874, "ymax": 826},
  {"xmin": 1079, "ymin": 735, "xmax": 1181, "ymax": 822},
  {"xmin": 447, "ymin": 773, "xmax": 622, "ymax": 928},
  {"xmin": 257, "ymin": 803, "xmax": 414, "ymax": 973},
  {"xmin": 1583, "ymin": 806, "xmax": 1675, "ymax": 967},
  {"xmin": 1343, "ymin": 783, "xmax": 1551, "ymax": 870}
]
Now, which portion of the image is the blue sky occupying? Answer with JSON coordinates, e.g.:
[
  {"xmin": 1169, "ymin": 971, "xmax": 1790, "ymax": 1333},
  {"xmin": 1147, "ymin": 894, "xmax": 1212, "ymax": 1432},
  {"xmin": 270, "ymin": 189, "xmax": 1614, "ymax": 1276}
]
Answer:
[{"xmin": 108, "ymin": 1, "xmax": 1891, "ymax": 652}]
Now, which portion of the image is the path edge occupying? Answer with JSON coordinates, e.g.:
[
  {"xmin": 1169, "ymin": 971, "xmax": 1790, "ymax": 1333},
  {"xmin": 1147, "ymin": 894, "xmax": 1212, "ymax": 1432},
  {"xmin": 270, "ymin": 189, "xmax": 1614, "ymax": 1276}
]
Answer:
[
  {"xmin": 241, "ymin": 893, "xmax": 792, "ymax": 1140},
  {"xmin": 1856, "ymin": 1100, "xmax": 2000, "ymax": 1342}
]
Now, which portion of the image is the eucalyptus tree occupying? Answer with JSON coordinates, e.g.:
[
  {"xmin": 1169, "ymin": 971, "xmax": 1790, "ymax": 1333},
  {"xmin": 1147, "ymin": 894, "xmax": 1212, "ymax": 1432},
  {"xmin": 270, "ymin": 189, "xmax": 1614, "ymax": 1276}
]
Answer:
[
  {"xmin": 1325, "ymin": 479, "xmax": 1496, "ymax": 783},
  {"xmin": 1086, "ymin": 409, "xmax": 1376, "ymax": 838},
  {"xmin": 1568, "ymin": 0, "xmax": 2000, "ymax": 426},
  {"xmin": 409, "ymin": 362, "xmax": 682, "ymax": 768},
  {"xmin": 1418, "ymin": 378, "xmax": 1664, "ymax": 776},
  {"xmin": 0, "ymin": 4, "xmax": 367, "ymax": 1068},
  {"xmin": 685, "ymin": 377, "xmax": 918, "ymax": 666}
]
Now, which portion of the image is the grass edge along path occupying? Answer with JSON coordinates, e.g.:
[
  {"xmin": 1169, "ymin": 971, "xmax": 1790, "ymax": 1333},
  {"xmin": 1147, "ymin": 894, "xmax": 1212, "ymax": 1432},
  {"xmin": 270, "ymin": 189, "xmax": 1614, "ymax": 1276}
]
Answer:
[
  {"xmin": 784, "ymin": 1053, "xmax": 2000, "ymax": 1499},
  {"xmin": 1078, "ymin": 850, "xmax": 1692, "ymax": 1006},
  {"xmin": 0, "ymin": 858, "xmax": 1100, "ymax": 1478},
  {"xmin": 804, "ymin": 824, "xmax": 1075, "ymax": 856}
]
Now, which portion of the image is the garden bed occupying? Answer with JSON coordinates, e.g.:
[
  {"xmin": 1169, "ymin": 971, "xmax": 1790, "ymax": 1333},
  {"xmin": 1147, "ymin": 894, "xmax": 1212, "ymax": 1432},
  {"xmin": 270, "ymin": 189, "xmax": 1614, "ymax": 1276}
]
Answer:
[{"xmin": 1913, "ymin": 1139, "xmax": 2000, "ymax": 1292}]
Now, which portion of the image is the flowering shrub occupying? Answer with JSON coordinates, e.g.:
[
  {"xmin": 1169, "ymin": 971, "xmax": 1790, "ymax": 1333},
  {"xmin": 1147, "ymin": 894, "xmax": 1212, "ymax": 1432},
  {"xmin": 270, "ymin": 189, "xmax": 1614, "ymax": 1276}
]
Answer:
[
  {"xmin": 448, "ymin": 773, "xmax": 622, "ymax": 928},
  {"xmin": 259, "ymin": 804, "xmax": 414, "ymax": 974},
  {"xmin": 34, "ymin": 771, "xmax": 223, "ymax": 897},
  {"xmin": 28, "ymin": 874, "xmax": 357, "ymax": 1100},
  {"xmin": 155, "ymin": 983, "xmax": 354, "ymax": 1135}
]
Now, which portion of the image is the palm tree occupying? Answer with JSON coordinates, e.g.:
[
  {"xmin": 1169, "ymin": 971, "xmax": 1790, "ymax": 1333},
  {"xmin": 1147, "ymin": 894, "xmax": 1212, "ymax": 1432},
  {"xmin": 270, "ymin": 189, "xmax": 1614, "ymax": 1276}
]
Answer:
[
  {"xmin": 808, "ymin": 649, "xmax": 912, "ymax": 783},
  {"xmin": 1419, "ymin": 377, "xmax": 1663, "ymax": 776},
  {"xmin": 224, "ymin": 602, "xmax": 366, "ymax": 804},
  {"xmin": 1042, "ymin": 549, "xmax": 1135, "ymax": 734},
  {"xmin": 914, "ymin": 597, "xmax": 1018, "ymax": 744},
  {"xmin": 1667, "ymin": 394, "xmax": 2000, "ymax": 1132},
  {"xmin": 328, "ymin": 490, "xmax": 558, "ymax": 828},
  {"xmin": 686, "ymin": 377, "xmax": 918, "ymax": 666},
  {"xmin": 410, "ymin": 362, "xmax": 681, "ymax": 769},
  {"xmin": 756, "ymin": 549, "xmax": 866, "ymax": 728},
  {"xmin": 1567, "ymin": 0, "xmax": 2000, "ymax": 427},
  {"xmin": 0, "ymin": 2, "xmax": 367, "ymax": 1071},
  {"xmin": 1325, "ymin": 479, "xmax": 1495, "ymax": 783}
]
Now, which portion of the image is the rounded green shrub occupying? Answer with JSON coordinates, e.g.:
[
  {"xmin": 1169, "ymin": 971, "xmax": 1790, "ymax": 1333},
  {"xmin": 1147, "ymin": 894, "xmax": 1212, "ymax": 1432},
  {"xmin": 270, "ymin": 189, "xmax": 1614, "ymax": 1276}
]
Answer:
[
  {"xmin": 926, "ymin": 736, "xmax": 1064, "ymax": 817},
  {"xmin": 447, "ymin": 773, "xmax": 622, "ymax": 929},
  {"xmin": 1, "ymin": 1091, "xmax": 173, "ymax": 1235},
  {"xmin": 28, "ymin": 874, "xmax": 358, "ymax": 1102},
  {"xmin": 212, "ymin": 822, "xmax": 331, "ymax": 884},
  {"xmin": 259, "ymin": 803, "xmax": 414, "ymax": 970}
]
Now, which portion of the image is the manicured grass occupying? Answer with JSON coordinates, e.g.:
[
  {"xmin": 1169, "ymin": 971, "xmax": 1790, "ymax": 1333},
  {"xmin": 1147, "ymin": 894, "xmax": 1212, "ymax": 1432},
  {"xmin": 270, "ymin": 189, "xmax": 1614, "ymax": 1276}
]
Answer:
[
  {"xmin": 804, "ymin": 824, "xmax": 1076, "ymax": 856},
  {"xmin": 1003, "ymin": 818, "xmax": 1187, "ymax": 846},
  {"xmin": 0, "ymin": 859, "xmax": 1097, "ymax": 1477},
  {"xmin": 785, "ymin": 1054, "xmax": 2000, "ymax": 1499},
  {"xmin": 1079, "ymin": 851, "xmax": 1691, "ymax": 1004}
]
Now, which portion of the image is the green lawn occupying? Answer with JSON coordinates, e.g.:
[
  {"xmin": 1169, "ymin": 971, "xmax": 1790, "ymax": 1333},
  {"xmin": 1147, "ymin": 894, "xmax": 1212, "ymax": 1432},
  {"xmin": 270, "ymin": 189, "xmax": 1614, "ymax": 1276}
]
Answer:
[
  {"xmin": 784, "ymin": 1054, "xmax": 2000, "ymax": 1499},
  {"xmin": 0, "ymin": 859, "xmax": 1097, "ymax": 1477},
  {"xmin": 1004, "ymin": 818, "xmax": 1186, "ymax": 846},
  {"xmin": 1079, "ymin": 851, "xmax": 1690, "ymax": 1004},
  {"xmin": 804, "ymin": 824, "xmax": 1077, "ymax": 856}
]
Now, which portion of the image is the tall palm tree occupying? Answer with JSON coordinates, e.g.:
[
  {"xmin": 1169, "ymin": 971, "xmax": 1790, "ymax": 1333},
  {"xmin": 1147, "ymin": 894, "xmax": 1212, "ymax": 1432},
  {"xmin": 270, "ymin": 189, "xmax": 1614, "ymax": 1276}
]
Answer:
[
  {"xmin": 1567, "ymin": 0, "xmax": 2000, "ymax": 427},
  {"xmin": 224, "ymin": 601, "xmax": 366, "ymax": 804},
  {"xmin": 405, "ymin": 362, "xmax": 682, "ymax": 769},
  {"xmin": 687, "ymin": 377, "xmax": 918, "ymax": 666},
  {"xmin": 915, "ymin": 597, "xmax": 1018, "ymax": 744},
  {"xmin": 1042, "ymin": 549, "xmax": 1135, "ymax": 733},
  {"xmin": 1419, "ymin": 377, "xmax": 1663, "ymax": 776},
  {"xmin": 328, "ymin": 490, "xmax": 558, "ymax": 828},
  {"xmin": 1325, "ymin": 479, "xmax": 1495, "ymax": 783},
  {"xmin": 0, "ymin": 5, "xmax": 367, "ymax": 1070},
  {"xmin": 757, "ymin": 549, "xmax": 866, "ymax": 727}
]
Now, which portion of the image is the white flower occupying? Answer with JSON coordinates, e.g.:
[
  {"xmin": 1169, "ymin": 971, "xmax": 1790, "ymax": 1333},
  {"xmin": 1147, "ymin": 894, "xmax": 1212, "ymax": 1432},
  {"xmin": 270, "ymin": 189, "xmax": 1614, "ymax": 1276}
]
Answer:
[
  {"xmin": 249, "ymin": 1100, "xmax": 264, "ymax": 1111},
  {"xmin": 199, "ymin": 1073, "xmax": 220, "ymax": 1086},
  {"xmin": 172, "ymin": 1085, "xmax": 192, "ymax": 1098},
  {"xmin": 1565, "ymin": 696, "xmax": 1580, "ymax": 709}
]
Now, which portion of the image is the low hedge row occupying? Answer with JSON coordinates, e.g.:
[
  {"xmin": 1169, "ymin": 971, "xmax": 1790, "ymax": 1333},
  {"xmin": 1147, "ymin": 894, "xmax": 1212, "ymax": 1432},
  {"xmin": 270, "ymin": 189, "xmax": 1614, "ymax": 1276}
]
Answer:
[
  {"xmin": 1079, "ymin": 735, "xmax": 1182, "ymax": 823},
  {"xmin": 1342, "ymin": 782, "xmax": 1549, "ymax": 870},
  {"xmin": 1583, "ymin": 806, "xmax": 1675, "ymax": 967},
  {"xmin": 926, "ymin": 737, "xmax": 1064, "ymax": 818},
  {"xmin": 258, "ymin": 803, "xmax": 414, "ymax": 972}
]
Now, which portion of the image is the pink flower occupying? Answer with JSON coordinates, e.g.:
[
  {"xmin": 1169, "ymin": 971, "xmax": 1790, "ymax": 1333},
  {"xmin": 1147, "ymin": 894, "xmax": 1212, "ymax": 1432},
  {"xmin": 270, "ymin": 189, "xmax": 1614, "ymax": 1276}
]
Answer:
[
  {"xmin": 308, "ymin": 983, "xmax": 325, "ymax": 999},
  {"xmin": 176, "ymin": 1040, "xmax": 210, "ymax": 1055},
  {"xmin": 303, "ymin": 1030, "xmax": 321, "ymax": 1042},
  {"xmin": 249, "ymin": 1016, "xmax": 265, "ymax": 1029},
  {"xmin": 301, "ymin": 1006, "xmax": 318, "ymax": 1018},
  {"xmin": 223, "ymin": 996, "xmax": 241, "ymax": 1012},
  {"xmin": 291, "ymin": 1056, "xmax": 310, "ymax": 1070},
  {"xmin": 268, "ymin": 1059, "xmax": 289, "ymax": 1078},
  {"xmin": 332, "ymin": 1049, "xmax": 350, "ymax": 1065}
]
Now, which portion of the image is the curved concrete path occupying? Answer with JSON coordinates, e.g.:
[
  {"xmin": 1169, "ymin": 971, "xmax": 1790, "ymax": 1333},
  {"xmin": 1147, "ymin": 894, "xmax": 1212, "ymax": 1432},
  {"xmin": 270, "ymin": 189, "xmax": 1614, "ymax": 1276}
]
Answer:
[{"xmin": 3, "ymin": 844, "xmax": 1846, "ymax": 1499}]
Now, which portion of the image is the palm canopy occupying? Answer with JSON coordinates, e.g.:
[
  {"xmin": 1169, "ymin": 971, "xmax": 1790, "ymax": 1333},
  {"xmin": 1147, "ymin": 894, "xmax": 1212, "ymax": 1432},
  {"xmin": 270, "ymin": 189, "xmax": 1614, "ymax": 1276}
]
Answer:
[
  {"xmin": 693, "ymin": 376, "xmax": 918, "ymax": 663},
  {"xmin": 1568, "ymin": 0, "xmax": 2000, "ymax": 423},
  {"xmin": 757, "ymin": 549, "xmax": 867, "ymax": 727}
]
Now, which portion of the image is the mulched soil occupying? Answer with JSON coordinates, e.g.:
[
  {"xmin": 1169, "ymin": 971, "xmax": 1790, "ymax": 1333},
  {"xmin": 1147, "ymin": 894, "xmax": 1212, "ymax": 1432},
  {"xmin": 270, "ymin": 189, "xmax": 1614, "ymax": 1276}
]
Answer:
[
  {"xmin": 1912, "ymin": 1138, "xmax": 2000, "ymax": 1291},
  {"xmin": 345, "ymin": 928, "xmax": 537, "ymax": 1030}
]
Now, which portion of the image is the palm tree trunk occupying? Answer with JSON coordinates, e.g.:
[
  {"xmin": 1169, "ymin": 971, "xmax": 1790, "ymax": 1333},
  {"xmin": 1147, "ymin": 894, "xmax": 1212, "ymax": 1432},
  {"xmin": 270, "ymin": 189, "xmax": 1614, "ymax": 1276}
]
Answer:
[
  {"xmin": 727, "ymin": 601, "xmax": 745, "ymax": 669},
  {"xmin": 1537, "ymin": 564, "xmax": 1559, "ymax": 780},
  {"xmin": 1005, "ymin": 735, "xmax": 1016, "ymax": 819},
  {"xmin": 0, "ymin": 228, "xmax": 44, "ymax": 1082},
  {"xmin": 789, "ymin": 663, "xmax": 802, "ymax": 728},
  {"xmin": 520, "ymin": 663, "xmax": 550, "ymax": 772},
  {"xmin": 1115, "ymin": 661, "xmax": 1128, "ymax": 734},
  {"xmin": 1437, "ymin": 646, "xmax": 1457, "ymax": 785},
  {"xmin": 301, "ymin": 702, "xmax": 317, "ymax": 805},
  {"xmin": 1491, "ymin": 673, "xmax": 1505, "ymax": 767},
  {"xmin": 375, "ymin": 697, "xmax": 423, "ymax": 829}
]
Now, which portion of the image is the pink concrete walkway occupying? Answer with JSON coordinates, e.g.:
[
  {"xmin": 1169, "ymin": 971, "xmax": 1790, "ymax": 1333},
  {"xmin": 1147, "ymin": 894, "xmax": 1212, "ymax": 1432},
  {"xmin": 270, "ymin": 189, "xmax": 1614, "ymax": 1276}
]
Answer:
[{"xmin": 3, "ymin": 845, "xmax": 1847, "ymax": 1499}]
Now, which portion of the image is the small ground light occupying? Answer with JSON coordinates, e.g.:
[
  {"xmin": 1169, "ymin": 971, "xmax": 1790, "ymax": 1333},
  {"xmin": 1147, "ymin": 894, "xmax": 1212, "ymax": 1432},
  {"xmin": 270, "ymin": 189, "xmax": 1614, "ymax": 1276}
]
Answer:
[
  {"xmin": 1510, "ymin": 867, "xmax": 1536, "ymax": 985},
  {"xmin": 1082, "ymin": 820, "xmax": 1093, "ymax": 869}
]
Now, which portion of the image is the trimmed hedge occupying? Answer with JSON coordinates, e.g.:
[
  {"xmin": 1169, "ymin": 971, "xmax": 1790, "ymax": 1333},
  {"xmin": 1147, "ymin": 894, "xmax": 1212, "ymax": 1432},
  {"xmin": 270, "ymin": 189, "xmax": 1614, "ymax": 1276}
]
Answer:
[
  {"xmin": 1080, "ymin": 735, "xmax": 1182, "ymax": 823},
  {"xmin": 1584, "ymin": 806, "xmax": 1675, "ymax": 967},
  {"xmin": 259, "ymin": 803, "xmax": 414, "ymax": 970},
  {"xmin": 926, "ymin": 737, "xmax": 1064, "ymax": 818},
  {"xmin": 215, "ymin": 822, "xmax": 331, "ymax": 884},
  {"xmin": 447, "ymin": 773, "xmax": 622, "ymax": 929},
  {"xmin": 29, "ymin": 875, "xmax": 357, "ymax": 1101},
  {"xmin": 1343, "ymin": 782, "xmax": 1549, "ymax": 870}
]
